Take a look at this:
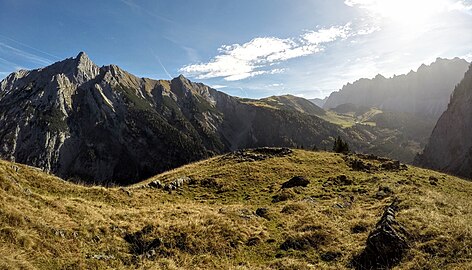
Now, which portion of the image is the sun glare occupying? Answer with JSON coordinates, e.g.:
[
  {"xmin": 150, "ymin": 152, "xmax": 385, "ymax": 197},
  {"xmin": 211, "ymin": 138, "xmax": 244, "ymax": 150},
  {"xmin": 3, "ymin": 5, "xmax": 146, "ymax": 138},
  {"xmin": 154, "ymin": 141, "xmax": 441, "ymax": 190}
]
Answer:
[{"xmin": 358, "ymin": 0, "xmax": 451, "ymax": 27}]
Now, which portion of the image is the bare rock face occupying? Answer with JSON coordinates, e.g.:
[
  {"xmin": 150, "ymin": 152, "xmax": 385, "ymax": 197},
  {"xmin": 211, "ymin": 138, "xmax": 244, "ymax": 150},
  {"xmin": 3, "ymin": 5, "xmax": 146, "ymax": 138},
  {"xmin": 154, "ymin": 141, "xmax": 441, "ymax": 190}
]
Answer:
[
  {"xmin": 416, "ymin": 64, "xmax": 472, "ymax": 179},
  {"xmin": 0, "ymin": 53, "xmax": 218, "ymax": 184},
  {"xmin": 0, "ymin": 52, "xmax": 352, "ymax": 184}
]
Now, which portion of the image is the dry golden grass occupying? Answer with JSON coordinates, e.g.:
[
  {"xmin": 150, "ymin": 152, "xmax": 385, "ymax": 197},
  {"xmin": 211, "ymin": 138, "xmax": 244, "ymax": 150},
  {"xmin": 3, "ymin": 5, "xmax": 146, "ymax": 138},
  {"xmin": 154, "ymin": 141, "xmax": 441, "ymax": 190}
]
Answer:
[{"xmin": 1, "ymin": 150, "xmax": 472, "ymax": 269}]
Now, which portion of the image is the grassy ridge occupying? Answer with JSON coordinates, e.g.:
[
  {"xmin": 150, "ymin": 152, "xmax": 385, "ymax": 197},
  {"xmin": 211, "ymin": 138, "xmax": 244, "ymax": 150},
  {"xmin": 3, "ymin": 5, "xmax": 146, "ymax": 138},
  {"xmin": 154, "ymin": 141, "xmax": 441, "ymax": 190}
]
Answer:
[{"xmin": 1, "ymin": 150, "xmax": 471, "ymax": 269}]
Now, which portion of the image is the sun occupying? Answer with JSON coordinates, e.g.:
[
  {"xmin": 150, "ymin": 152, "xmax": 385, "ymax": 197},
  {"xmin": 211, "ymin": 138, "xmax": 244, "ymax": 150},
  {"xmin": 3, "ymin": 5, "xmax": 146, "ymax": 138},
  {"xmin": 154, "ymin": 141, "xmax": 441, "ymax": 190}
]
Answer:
[{"xmin": 350, "ymin": 0, "xmax": 451, "ymax": 27}]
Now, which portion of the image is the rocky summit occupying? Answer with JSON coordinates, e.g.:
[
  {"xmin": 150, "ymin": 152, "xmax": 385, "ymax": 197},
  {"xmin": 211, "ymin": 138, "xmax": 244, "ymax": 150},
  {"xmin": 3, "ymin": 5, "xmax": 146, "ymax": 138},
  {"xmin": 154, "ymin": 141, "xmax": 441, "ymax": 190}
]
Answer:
[{"xmin": 0, "ymin": 52, "xmax": 357, "ymax": 185}]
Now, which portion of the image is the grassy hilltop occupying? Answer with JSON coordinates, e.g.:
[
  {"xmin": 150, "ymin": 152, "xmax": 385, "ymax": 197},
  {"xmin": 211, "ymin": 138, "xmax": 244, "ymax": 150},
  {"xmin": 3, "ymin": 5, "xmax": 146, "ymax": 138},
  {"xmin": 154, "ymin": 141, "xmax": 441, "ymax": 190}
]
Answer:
[{"xmin": 1, "ymin": 149, "xmax": 471, "ymax": 269}]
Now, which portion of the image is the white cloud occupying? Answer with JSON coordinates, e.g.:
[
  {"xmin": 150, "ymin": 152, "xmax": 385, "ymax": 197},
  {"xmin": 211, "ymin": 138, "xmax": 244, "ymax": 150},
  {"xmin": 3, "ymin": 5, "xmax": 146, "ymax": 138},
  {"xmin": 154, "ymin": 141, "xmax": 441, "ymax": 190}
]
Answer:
[
  {"xmin": 180, "ymin": 23, "xmax": 361, "ymax": 81},
  {"xmin": 210, "ymin": 84, "xmax": 227, "ymax": 89},
  {"xmin": 449, "ymin": 0, "xmax": 472, "ymax": 11},
  {"xmin": 344, "ymin": 0, "xmax": 471, "ymax": 19},
  {"xmin": 462, "ymin": 52, "xmax": 472, "ymax": 61},
  {"xmin": 302, "ymin": 24, "xmax": 351, "ymax": 44}
]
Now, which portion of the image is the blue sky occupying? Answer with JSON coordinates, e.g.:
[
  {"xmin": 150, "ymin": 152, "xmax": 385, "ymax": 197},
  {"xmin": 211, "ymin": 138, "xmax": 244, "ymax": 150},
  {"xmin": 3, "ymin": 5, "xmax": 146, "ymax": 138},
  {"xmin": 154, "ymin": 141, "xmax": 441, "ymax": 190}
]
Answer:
[{"xmin": 0, "ymin": 0, "xmax": 471, "ymax": 99}]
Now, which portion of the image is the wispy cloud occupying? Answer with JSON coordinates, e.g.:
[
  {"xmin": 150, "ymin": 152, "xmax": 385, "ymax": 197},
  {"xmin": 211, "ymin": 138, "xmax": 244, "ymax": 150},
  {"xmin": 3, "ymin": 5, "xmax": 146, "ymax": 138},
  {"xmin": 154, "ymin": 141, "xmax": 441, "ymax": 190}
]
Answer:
[
  {"xmin": 0, "ymin": 34, "xmax": 61, "ymax": 60},
  {"xmin": 180, "ymin": 24, "xmax": 360, "ymax": 81},
  {"xmin": 210, "ymin": 84, "xmax": 227, "ymax": 89},
  {"xmin": 449, "ymin": 0, "xmax": 472, "ymax": 11},
  {"xmin": 0, "ymin": 42, "xmax": 52, "ymax": 66},
  {"xmin": 149, "ymin": 48, "xmax": 173, "ymax": 79},
  {"xmin": 119, "ymin": 0, "xmax": 175, "ymax": 24},
  {"xmin": 344, "ymin": 0, "xmax": 472, "ymax": 18}
]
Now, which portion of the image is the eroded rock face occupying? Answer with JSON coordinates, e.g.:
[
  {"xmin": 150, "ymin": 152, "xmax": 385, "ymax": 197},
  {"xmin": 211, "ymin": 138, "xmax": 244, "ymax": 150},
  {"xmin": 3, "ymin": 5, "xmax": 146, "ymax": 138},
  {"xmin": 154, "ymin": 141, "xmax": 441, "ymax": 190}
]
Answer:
[
  {"xmin": 351, "ymin": 200, "xmax": 409, "ymax": 270},
  {"xmin": 0, "ymin": 53, "xmax": 351, "ymax": 184},
  {"xmin": 416, "ymin": 64, "xmax": 472, "ymax": 179},
  {"xmin": 0, "ymin": 53, "xmax": 219, "ymax": 184}
]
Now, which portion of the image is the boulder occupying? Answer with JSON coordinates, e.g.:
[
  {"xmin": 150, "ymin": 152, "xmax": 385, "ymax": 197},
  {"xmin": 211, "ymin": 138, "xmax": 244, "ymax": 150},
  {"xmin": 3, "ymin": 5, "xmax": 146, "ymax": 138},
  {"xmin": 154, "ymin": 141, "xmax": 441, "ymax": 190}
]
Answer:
[
  {"xmin": 148, "ymin": 180, "xmax": 163, "ymax": 189},
  {"xmin": 255, "ymin": 207, "xmax": 270, "ymax": 219},
  {"xmin": 281, "ymin": 176, "xmax": 310, "ymax": 189}
]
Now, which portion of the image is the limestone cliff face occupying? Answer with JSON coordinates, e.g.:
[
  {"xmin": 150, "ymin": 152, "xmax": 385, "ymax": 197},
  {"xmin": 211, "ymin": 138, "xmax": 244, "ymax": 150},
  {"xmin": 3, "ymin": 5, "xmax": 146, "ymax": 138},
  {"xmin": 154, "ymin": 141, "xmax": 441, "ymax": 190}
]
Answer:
[
  {"xmin": 416, "ymin": 64, "xmax": 472, "ymax": 179},
  {"xmin": 323, "ymin": 58, "xmax": 470, "ymax": 121},
  {"xmin": 0, "ymin": 53, "xmax": 347, "ymax": 184},
  {"xmin": 0, "ymin": 53, "xmax": 222, "ymax": 184}
]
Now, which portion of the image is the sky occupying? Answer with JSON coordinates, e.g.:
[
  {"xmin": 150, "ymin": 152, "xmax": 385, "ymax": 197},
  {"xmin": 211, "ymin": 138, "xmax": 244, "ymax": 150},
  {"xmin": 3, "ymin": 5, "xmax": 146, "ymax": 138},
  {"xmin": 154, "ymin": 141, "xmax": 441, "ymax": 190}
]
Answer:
[{"xmin": 0, "ymin": 0, "xmax": 471, "ymax": 99}]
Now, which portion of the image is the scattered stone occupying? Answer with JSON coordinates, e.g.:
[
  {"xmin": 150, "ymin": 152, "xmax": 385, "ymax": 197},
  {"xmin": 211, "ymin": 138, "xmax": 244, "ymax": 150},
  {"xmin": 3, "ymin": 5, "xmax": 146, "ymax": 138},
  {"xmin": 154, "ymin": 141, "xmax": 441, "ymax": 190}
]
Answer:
[
  {"xmin": 120, "ymin": 188, "xmax": 132, "ymax": 196},
  {"xmin": 162, "ymin": 177, "xmax": 191, "ymax": 191},
  {"xmin": 350, "ymin": 158, "xmax": 372, "ymax": 172},
  {"xmin": 375, "ymin": 186, "xmax": 393, "ymax": 199},
  {"xmin": 301, "ymin": 196, "xmax": 317, "ymax": 205},
  {"xmin": 381, "ymin": 160, "xmax": 407, "ymax": 171},
  {"xmin": 145, "ymin": 249, "xmax": 156, "ymax": 259},
  {"xmin": 351, "ymin": 224, "xmax": 368, "ymax": 234},
  {"xmin": 266, "ymin": 238, "xmax": 277, "ymax": 244},
  {"xmin": 334, "ymin": 195, "xmax": 354, "ymax": 209},
  {"xmin": 148, "ymin": 180, "xmax": 163, "ymax": 189},
  {"xmin": 429, "ymin": 176, "xmax": 439, "ymax": 186},
  {"xmin": 252, "ymin": 147, "xmax": 292, "ymax": 156},
  {"xmin": 320, "ymin": 251, "xmax": 342, "ymax": 262},
  {"xmin": 246, "ymin": 237, "xmax": 261, "ymax": 246},
  {"xmin": 200, "ymin": 178, "xmax": 222, "ymax": 189},
  {"xmin": 225, "ymin": 147, "xmax": 292, "ymax": 162},
  {"xmin": 356, "ymin": 153, "xmax": 391, "ymax": 162},
  {"xmin": 238, "ymin": 209, "xmax": 253, "ymax": 220},
  {"xmin": 281, "ymin": 176, "xmax": 310, "ymax": 189},
  {"xmin": 281, "ymin": 203, "xmax": 307, "ymax": 214},
  {"xmin": 255, "ymin": 207, "xmax": 270, "ymax": 219},
  {"xmin": 323, "ymin": 175, "xmax": 353, "ymax": 187},
  {"xmin": 124, "ymin": 225, "xmax": 162, "ymax": 255},
  {"xmin": 86, "ymin": 254, "xmax": 115, "ymax": 260},
  {"xmin": 92, "ymin": 235, "xmax": 101, "ymax": 242},
  {"xmin": 280, "ymin": 231, "xmax": 328, "ymax": 251},
  {"xmin": 351, "ymin": 200, "xmax": 409, "ymax": 270},
  {"xmin": 170, "ymin": 177, "xmax": 190, "ymax": 188},
  {"xmin": 272, "ymin": 190, "xmax": 295, "ymax": 203},
  {"xmin": 54, "ymin": 229, "xmax": 66, "ymax": 238}
]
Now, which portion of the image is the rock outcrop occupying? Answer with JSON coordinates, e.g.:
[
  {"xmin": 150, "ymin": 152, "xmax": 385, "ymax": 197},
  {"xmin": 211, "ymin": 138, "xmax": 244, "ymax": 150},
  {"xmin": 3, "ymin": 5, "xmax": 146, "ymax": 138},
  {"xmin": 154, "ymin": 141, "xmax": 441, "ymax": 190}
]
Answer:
[
  {"xmin": 416, "ymin": 64, "xmax": 472, "ymax": 179},
  {"xmin": 351, "ymin": 200, "xmax": 409, "ymax": 269}
]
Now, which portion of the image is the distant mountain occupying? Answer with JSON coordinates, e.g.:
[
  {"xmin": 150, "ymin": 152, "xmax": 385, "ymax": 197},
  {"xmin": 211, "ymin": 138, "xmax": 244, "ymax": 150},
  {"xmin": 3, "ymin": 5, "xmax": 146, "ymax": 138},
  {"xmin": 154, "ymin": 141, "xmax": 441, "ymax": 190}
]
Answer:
[
  {"xmin": 308, "ymin": 97, "xmax": 327, "ymax": 108},
  {"xmin": 323, "ymin": 58, "xmax": 470, "ymax": 121},
  {"xmin": 416, "ymin": 64, "xmax": 472, "ymax": 179},
  {"xmin": 0, "ymin": 52, "xmax": 359, "ymax": 184}
]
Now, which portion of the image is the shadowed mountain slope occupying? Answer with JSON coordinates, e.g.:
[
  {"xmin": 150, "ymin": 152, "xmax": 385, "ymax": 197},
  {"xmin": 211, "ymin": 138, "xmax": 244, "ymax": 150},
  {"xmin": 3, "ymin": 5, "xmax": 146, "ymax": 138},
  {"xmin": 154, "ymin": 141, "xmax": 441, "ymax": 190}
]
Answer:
[{"xmin": 417, "ymin": 64, "xmax": 472, "ymax": 179}]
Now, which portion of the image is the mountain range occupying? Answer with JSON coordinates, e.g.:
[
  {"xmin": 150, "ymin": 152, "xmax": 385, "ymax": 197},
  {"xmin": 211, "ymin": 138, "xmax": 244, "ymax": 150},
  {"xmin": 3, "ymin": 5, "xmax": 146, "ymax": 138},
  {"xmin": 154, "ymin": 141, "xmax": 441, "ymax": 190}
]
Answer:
[
  {"xmin": 322, "ymin": 57, "xmax": 470, "ymax": 122},
  {"xmin": 0, "ymin": 53, "xmax": 352, "ymax": 184},
  {"xmin": 0, "ymin": 53, "xmax": 470, "ymax": 184}
]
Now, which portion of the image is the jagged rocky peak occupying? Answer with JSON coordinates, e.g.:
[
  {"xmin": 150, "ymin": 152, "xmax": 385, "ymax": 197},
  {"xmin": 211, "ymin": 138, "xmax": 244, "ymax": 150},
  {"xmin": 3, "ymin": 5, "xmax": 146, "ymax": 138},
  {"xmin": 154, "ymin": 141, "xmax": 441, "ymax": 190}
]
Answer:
[{"xmin": 70, "ymin": 51, "xmax": 100, "ymax": 83}]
